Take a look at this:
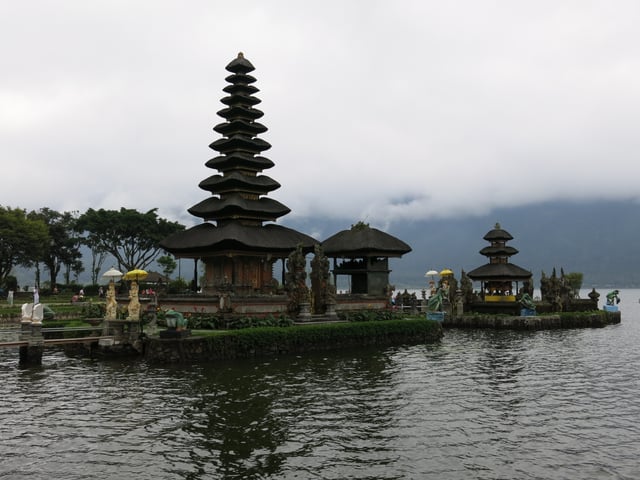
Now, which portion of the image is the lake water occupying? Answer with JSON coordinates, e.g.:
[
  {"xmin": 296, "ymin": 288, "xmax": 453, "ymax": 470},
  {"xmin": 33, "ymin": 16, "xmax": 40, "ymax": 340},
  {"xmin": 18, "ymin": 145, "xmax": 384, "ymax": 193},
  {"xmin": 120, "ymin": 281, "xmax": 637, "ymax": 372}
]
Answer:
[{"xmin": 1, "ymin": 289, "xmax": 639, "ymax": 479}]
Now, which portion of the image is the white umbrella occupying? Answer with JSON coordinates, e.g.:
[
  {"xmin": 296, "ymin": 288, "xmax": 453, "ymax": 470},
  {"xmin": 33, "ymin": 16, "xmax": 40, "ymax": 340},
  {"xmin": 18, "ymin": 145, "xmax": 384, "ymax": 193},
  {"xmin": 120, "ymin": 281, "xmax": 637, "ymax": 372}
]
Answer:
[
  {"xmin": 102, "ymin": 267, "xmax": 123, "ymax": 282},
  {"xmin": 425, "ymin": 270, "xmax": 438, "ymax": 278}
]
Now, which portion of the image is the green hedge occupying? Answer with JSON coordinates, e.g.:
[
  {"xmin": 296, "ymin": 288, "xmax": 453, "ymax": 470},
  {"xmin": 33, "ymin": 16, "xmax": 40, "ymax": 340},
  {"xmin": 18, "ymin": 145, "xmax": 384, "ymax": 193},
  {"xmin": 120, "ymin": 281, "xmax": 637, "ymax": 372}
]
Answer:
[
  {"xmin": 183, "ymin": 313, "xmax": 294, "ymax": 330},
  {"xmin": 180, "ymin": 318, "xmax": 443, "ymax": 360}
]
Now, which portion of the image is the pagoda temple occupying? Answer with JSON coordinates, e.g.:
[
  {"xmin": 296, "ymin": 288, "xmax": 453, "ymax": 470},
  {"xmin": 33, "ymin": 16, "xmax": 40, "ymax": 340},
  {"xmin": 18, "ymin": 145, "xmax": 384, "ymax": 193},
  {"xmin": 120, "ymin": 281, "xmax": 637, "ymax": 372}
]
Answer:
[
  {"xmin": 467, "ymin": 223, "xmax": 532, "ymax": 302},
  {"xmin": 160, "ymin": 53, "xmax": 316, "ymax": 294}
]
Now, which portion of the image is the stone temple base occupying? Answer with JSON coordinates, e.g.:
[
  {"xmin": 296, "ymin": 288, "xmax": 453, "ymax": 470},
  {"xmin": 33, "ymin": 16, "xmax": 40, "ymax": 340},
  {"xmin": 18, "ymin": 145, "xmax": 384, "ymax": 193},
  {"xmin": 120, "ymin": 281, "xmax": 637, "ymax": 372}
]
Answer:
[{"xmin": 159, "ymin": 329, "xmax": 191, "ymax": 339}]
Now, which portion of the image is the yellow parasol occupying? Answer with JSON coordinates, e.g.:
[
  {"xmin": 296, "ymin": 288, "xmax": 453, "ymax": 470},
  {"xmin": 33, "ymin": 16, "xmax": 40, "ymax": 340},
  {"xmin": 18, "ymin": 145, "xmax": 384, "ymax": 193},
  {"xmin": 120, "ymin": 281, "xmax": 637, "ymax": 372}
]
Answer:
[
  {"xmin": 123, "ymin": 269, "xmax": 148, "ymax": 281},
  {"xmin": 439, "ymin": 268, "xmax": 454, "ymax": 276}
]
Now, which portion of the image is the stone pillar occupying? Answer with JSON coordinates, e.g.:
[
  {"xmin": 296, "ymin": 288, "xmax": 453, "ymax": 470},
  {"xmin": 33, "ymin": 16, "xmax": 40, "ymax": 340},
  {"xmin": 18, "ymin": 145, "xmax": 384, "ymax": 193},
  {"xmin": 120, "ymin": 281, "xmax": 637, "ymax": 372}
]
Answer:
[
  {"xmin": 19, "ymin": 322, "xmax": 44, "ymax": 366},
  {"xmin": 325, "ymin": 302, "xmax": 338, "ymax": 319},
  {"xmin": 455, "ymin": 289, "xmax": 464, "ymax": 318},
  {"xmin": 298, "ymin": 302, "xmax": 312, "ymax": 322}
]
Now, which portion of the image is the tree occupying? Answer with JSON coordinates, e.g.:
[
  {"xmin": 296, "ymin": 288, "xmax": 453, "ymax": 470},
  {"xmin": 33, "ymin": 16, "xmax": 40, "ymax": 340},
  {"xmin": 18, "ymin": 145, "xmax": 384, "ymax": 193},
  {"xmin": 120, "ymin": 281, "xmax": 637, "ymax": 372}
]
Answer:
[
  {"xmin": 157, "ymin": 255, "xmax": 177, "ymax": 279},
  {"xmin": 0, "ymin": 206, "xmax": 48, "ymax": 287},
  {"xmin": 563, "ymin": 272, "xmax": 584, "ymax": 298},
  {"xmin": 28, "ymin": 208, "xmax": 83, "ymax": 289},
  {"xmin": 64, "ymin": 258, "xmax": 85, "ymax": 285},
  {"xmin": 77, "ymin": 208, "xmax": 184, "ymax": 272},
  {"xmin": 78, "ymin": 217, "xmax": 109, "ymax": 285}
]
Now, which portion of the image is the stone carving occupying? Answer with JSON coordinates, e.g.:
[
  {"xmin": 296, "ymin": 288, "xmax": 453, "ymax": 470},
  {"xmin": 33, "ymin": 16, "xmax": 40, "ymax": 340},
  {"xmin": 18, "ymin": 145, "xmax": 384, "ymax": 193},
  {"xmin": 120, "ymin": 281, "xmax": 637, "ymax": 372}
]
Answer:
[
  {"xmin": 21, "ymin": 303, "xmax": 33, "ymax": 323},
  {"xmin": 518, "ymin": 293, "xmax": 536, "ymax": 312},
  {"xmin": 127, "ymin": 280, "xmax": 141, "ymax": 321},
  {"xmin": 460, "ymin": 270, "xmax": 474, "ymax": 305},
  {"xmin": 310, "ymin": 244, "xmax": 333, "ymax": 314},
  {"xmin": 541, "ymin": 268, "xmax": 585, "ymax": 312},
  {"xmin": 427, "ymin": 288, "xmax": 444, "ymax": 312},
  {"xmin": 606, "ymin": 290, "xmax": 620, "ymax": 306},
  {"xmin": 285, "ymin": 243, "xmax": 309, "ymax": 316},
  {"xmin": 395, "ymin": 289, "xmax": 417, "ymax": 311},
  {"xmin": 105, "ymin": 282, "xmax": 118, "ymax": 320}
]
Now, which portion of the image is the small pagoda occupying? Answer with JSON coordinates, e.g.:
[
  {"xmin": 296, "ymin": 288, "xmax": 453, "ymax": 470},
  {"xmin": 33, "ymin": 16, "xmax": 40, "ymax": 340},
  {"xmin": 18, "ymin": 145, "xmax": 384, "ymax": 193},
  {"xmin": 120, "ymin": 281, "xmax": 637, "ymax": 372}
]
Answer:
[
  {"xmin": 160, "ymin": 53, "xmax": 316, "ymax": 294},
  {"xmin": 467, "ymin": 223, "xmax": 532, "ymax": 303}
]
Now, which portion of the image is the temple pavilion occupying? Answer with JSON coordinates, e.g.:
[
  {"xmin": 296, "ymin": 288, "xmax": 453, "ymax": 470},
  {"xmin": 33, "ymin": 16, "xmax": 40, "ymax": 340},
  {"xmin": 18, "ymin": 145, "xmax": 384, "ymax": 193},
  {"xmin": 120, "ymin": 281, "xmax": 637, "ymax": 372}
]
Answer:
[
  {"xmin": 467, "ymin": 223, "xmax": 532, "ymax": 302},
  {"xmin": 322, "ymin": 222, "xmax": 411, "ymax": 296},
  {"xmin": 160, "ymin": 53, "xmax": 317, "ymax": 294}
]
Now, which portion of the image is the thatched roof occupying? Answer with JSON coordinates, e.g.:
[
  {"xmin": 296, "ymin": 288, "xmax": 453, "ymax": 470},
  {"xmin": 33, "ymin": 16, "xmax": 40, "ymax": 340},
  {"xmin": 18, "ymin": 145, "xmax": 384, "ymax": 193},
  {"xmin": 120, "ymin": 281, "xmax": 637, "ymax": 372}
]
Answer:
[
  {"xmin": 160, "ymin": 222, "xmax": 317, "ymax": 257},
  {"xmin": 479, "ymin": 245, "xmax": 519, "ymax": 256},
  {"xmin": 467, "ymin": 262, "xmax": 532, "ymax": 281},
  {"xmin": 483, "ymin": 223, "xmax": 514, "ymax": 242},
  {"xmin": 145, "ymin": 271, "xmax": 169, "ymax": 284},
  {"xmin": 322, "ymin": 224, "xmax": 412, "ymax": 257}
]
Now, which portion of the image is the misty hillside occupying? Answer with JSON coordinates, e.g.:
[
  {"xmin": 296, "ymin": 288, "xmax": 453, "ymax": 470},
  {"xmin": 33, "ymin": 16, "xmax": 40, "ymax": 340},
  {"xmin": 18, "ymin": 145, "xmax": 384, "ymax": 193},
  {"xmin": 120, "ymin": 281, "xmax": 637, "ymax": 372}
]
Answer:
[
  {"xmin": 289, "ymin": 199, "xmax": 640, "ymax": 289},
  {"xmin": 386, "ymin": 200, "xmax": 640, "ymax": 289},
  {"xmin": 11, "ymin": 200, "xmax": 640, "ymax": 291}
]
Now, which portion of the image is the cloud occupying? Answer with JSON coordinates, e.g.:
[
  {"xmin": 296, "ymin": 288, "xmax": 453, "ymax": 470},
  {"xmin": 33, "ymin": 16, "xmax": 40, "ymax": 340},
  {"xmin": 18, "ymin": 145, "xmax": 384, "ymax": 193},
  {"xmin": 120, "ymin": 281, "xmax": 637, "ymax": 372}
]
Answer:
[{"xmin": 2, "ymin": 1, "xmax": 639, "ymax": 227}]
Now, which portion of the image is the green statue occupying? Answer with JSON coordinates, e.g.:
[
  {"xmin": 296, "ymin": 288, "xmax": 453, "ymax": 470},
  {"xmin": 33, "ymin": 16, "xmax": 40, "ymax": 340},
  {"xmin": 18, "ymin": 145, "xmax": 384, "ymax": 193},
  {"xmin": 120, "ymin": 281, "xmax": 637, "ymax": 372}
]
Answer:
[
  {"xmin": 518, "ymin": 293, "xmax": 536, "ymax": 312},
  {"xmin": 606, "ymin": 290, "xmax": 620, "ymax": 306},
  {"xmin": 427, "ymin": 289, "xmax": 444, "ymax": 312}
]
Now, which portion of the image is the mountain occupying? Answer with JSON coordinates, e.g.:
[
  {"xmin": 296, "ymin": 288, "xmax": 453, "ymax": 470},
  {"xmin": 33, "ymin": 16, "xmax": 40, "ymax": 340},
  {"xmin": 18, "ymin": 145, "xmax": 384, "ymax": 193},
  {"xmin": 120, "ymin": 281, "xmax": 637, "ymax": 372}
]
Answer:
[
  {"xmin": 11, "ymin": 200, "xmax": 640, "ymax": 291},
  {"xmin": 287, "ymin": 199, "xmax": 640, "ymax": 289}
]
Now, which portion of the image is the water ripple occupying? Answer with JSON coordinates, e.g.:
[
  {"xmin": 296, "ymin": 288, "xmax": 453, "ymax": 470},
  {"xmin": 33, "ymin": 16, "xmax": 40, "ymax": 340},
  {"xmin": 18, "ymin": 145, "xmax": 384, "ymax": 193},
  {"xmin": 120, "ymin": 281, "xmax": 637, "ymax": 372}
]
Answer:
[{"xmin": 2, "ymin": 291, "xmax": 640, "ymax": 478}]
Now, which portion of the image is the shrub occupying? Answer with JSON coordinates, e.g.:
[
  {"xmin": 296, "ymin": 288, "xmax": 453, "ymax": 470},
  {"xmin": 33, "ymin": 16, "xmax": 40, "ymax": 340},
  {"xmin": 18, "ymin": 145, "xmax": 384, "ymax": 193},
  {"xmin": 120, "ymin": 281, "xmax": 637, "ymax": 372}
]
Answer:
[
  {"xmin": 339, "ymin": 309, "xmax": 403, "ymax": 322},
  {"xmin": 193, "ymin": 318, "xmax": 443, "ymax": 359},
  {"xmin": 81, "ymin": 302, "xmax": 105, "ymax": 319}
]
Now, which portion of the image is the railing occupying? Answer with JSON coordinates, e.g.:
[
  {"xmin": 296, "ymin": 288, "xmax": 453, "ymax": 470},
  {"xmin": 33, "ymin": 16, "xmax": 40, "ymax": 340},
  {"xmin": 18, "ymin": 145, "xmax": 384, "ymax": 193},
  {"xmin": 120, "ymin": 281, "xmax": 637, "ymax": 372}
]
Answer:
[{"xmin": 0, "ymin": 325, "xmax": 112, "ymax": 350}]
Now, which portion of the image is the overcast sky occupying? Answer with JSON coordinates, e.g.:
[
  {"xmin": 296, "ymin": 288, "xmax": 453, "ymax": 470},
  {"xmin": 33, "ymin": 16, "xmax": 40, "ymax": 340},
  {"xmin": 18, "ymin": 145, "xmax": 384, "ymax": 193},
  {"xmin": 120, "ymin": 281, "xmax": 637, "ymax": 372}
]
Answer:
[{"xmin": 2, "ymin": 1, "xmax": 639, "ymax": 235}]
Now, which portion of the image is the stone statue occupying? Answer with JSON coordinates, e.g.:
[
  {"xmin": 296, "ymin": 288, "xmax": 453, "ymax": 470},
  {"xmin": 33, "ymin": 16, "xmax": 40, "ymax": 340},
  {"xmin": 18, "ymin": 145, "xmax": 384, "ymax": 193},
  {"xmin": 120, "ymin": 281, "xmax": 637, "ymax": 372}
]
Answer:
[
  {"xmin": 310, "ymin": 244, "xmax": 332, "ymax": 314},
  {"xmin": 518, "ymin": 293, "xmax": 536, "ymax": 312},
  {"xmin": 105, "ymin": 281, "xmax": 118, "ymax": 320},
  {"xmin": 540, "ymin": 271, "xmax": 550, "ymax": 301},
  {"xmin": 460, "ymin": 270, "xmax": 474, "ymax": 305},
  {"xmin": 427, "ymin": 288, "xmax": 444, "ymax": 312},
  {"xmin": 606, "ymin": 290, "xmax": 620, "ymax": 306},
  {"xmin": 127, "ymin": 280, "xmax": 141, "ymax": 321},
  {"xmin": 21, "ymin": 303, "xmax": 33, "ymax": 323},
  {"xmin": 285, "ymin": 243, "xmax": 309, "ymax": 316},
  {"xmin": 165, "ymin": 309, "xmax": 187, "ymax": 329}
]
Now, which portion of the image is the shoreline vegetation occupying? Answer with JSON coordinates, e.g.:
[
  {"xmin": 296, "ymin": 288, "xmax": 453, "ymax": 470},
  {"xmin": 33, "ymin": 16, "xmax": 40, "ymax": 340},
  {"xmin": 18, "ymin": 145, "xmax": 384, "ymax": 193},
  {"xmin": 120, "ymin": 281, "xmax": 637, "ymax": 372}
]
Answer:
[
  {"xmin": 2, "ymin": 291, "xmax": 622, "ymax": 366},
  {"xmin": 143, "ymin": 319, "xmax": 445, "ymax": 364}
]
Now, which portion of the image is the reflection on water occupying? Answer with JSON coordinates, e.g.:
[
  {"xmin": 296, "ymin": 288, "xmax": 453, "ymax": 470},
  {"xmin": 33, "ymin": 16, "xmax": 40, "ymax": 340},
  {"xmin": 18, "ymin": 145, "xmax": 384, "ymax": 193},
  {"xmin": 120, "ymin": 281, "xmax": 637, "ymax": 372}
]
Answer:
[{"xmin": 1, "ymin": 290, "xmax": 640, "ymax": 479}]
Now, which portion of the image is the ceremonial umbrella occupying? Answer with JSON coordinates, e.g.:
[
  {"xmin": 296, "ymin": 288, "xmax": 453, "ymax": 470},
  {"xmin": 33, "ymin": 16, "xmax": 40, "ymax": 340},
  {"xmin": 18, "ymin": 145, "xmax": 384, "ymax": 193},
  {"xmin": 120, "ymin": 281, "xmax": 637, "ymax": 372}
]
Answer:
[
  {"xmin": 439, "ymin": 268, "xmax": 454, "ymax": 276},
  {"xmin": 102, "ymin": 267, "xmax": 123, "ymax": 282},
  {"xmin": 425, "ymin": 269, "xmax": 438, "ymax": 279},
  {"xmin": 123, "ymin": 269, "xmax": 148, "ymax": 281}
]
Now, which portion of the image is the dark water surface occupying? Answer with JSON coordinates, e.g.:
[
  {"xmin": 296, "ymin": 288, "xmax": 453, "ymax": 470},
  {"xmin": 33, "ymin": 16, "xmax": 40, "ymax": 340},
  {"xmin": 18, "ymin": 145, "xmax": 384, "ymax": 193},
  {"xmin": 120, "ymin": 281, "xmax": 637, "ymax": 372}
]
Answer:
[{"xmin": 1, "ymin": 290, "xmax": 639, "ymax": 479}]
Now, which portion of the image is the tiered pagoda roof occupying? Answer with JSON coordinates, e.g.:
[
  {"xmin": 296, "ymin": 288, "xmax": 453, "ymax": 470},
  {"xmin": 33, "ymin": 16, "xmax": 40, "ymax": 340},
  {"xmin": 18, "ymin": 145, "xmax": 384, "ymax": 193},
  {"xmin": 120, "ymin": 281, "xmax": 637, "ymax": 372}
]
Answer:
[
  {"xmin": 161, "ymin": 53, "xmax": 316, "ymax": 256},
  {"xmin": 467, "ymin": 223, "xmax": 531, "ymax": 281}
]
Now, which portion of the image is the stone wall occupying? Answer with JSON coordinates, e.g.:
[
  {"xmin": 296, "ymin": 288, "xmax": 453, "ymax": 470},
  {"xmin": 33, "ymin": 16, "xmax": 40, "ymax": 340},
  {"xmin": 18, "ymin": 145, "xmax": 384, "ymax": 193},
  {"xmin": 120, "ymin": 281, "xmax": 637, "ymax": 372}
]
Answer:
[
  {"xmin": 444, "ymin": 311, "xmax": 620, "ymax": 329},
  {"xmin": 144, "ymin": 319, "xmax": 443, "ymax": 364}
]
